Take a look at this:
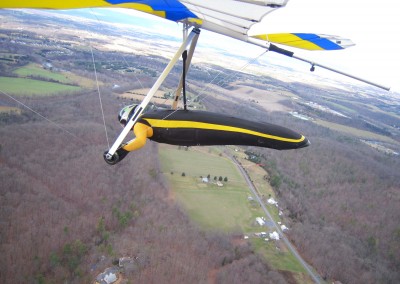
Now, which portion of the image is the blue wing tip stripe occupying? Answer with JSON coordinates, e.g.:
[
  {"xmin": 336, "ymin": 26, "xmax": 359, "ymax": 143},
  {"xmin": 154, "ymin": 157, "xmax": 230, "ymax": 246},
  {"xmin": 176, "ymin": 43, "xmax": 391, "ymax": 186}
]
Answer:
[
  {"xmin": 293, "ymin": 33, "xmax": 343, "ymax": 50},
  {"xmin": 106, "ymin": 0, "xmax": 198, "ymax": 21}
]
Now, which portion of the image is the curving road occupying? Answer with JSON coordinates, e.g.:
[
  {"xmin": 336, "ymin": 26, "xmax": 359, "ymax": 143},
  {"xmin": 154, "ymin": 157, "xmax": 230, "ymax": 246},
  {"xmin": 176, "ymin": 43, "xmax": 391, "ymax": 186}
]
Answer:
[{"xmin": 227, "ymin": 154, "xmax": 322, "ymax": 284}]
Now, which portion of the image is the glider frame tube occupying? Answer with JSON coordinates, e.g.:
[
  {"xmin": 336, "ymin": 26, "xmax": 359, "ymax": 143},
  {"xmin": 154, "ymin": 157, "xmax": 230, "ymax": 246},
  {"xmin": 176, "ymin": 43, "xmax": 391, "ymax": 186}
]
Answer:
[
  {"xmin": 172, "ymin": 32, "xmax": 199, "ymax": 110},
  {"xmin": 292, "ymin": 54, "xmax": 391, "ymax": 91},
  {"xmin": 105, "ymin": 28, "xmax": 200, "ymax": 160}
]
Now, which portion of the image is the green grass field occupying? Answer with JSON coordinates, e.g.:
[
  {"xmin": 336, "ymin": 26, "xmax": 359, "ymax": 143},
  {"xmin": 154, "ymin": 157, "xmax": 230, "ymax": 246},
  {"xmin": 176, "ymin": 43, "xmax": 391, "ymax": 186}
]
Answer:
[
  {"xmin": 172, "ymin": 181, "xmax": 253, "ymax": 231},
  {"xmin": 13, "ymin": 63, "xmax": 72, "ymax": 83},
  {"xmin": 252, "ymin": 238, "xmax": 306, "ymax": 273},
  {"xmin": 159, "ymin": 145, "xmax": 263, "ymax": 232},
  {"xmin": 12, "ymin": 63, "xmax": 99, "ymax": 89},
  {"xmin": 0, "ymin": 77, "xmax": 82, "ymax": 96},
  {"xmin": 160, "ymin": 146, "xmax": 244, "ymax": 183}
]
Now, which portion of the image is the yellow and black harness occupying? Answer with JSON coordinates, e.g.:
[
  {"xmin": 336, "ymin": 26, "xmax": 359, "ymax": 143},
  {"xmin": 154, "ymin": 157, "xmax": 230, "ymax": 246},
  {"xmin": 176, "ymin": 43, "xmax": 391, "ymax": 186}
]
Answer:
[{"xmin": 127, "ymin": 109, "xmax": 309, "ymax": 150}]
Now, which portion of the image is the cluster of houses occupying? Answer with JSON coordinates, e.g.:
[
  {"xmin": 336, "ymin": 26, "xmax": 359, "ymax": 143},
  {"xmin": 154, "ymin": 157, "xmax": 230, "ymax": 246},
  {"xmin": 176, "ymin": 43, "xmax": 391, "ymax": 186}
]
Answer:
[{"xmin": 244, "ymin": 196, "xmax": 289, "ymax": 243}]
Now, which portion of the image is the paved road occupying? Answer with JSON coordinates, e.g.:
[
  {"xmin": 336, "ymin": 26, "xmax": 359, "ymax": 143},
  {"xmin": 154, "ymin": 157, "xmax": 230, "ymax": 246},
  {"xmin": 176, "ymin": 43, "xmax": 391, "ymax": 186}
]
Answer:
[{"xmin": 227, "ymin": 154, "xmax": 322, "ymax": 284}]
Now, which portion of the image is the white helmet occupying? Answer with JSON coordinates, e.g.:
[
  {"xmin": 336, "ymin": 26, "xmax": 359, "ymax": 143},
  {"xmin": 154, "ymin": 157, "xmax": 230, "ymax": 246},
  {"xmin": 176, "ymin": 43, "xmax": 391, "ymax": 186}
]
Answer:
[{"xmin": 118, "ymin": 104, "xmax": 137, "ymax": 125}]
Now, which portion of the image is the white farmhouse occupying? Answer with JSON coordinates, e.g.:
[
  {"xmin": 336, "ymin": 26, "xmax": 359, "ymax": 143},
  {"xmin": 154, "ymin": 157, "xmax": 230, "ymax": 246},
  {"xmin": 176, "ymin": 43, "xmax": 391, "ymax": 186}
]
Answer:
[
  {"xmin": 269, "ymin": 231, "xmax": 280, "ymax": 240},
  {"xmin": 256, "ymin": 217, "xmax": 265, "ymax": 226}
]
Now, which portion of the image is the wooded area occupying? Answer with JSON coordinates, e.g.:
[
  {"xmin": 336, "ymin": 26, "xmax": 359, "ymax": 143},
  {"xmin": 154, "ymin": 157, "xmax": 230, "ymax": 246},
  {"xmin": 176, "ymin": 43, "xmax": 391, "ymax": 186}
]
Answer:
[{"xmin": 0, "ymin": 94, "xmax": 291, "ymax": 283}]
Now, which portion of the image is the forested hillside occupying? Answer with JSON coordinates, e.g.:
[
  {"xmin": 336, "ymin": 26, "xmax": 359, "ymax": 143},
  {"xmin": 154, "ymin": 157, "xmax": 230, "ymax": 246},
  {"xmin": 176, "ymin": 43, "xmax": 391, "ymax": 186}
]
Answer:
[{"xmin": 0, "ymin": 93, "xmax": 291, "ymax": 283}]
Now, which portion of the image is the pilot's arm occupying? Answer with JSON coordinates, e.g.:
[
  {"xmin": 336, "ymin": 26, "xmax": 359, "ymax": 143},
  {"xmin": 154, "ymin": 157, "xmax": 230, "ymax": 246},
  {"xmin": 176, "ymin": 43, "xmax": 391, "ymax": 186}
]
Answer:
[
  {"xmin": 123, "ymin": 122, "xmax": 154, "ymax": 152},
  {"xmin": 104, "ymin": 122, "xmax": 153, "ymax": 165}
]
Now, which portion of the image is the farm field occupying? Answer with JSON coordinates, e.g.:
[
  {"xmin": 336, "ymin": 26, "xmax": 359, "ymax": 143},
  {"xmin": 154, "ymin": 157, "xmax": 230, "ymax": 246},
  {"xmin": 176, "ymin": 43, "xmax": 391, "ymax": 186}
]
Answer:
[
  {"xmin": 0, "ymin": 63, "xmax": 98, "ymax": 97},
  {"xmin": 160, "ymin": 145, "xmax": 245, "ymax": 184},
  {"xmin": 119, "ymin": 88, "xmax": 205, "ymax": 109},
  {"xmin": 118, "ymin": 91, "xmax": 169, "ymax": 106},
  {"xmin": 13, "ymin": 63, "xmax": 72, "ymax": 83},
  {"xmin": 159, "ymin": 144, "xmax": 259, "ymax": 232},
  {"xmin": 159, "ymin": 144, "xmax": 290, "ymax": 233},
  {"xmin": 0, "ymin": 77, "xmax": 82, "ymax": 96},
  {"xmin": 252, "ymin": 238, "xmax": 306, "ymax": 273}
]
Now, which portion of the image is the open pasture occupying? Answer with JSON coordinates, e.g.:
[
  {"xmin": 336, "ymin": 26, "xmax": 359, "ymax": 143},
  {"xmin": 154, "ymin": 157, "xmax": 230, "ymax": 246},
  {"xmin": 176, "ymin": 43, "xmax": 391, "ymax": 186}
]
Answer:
[
  {"xmin": 159, "ymin": 145, "xmax": 262, "ymax": 232},
  {"xmin": 160, "ymin": 145, "xmax": 244, "ymax": 183},
  {"xmin": 0, "ymin": 77, "xmax": 82, "ymax": 96},
  {"xmin": 13, "ymin": 63, "xmax": 72, "ymax": 83}
]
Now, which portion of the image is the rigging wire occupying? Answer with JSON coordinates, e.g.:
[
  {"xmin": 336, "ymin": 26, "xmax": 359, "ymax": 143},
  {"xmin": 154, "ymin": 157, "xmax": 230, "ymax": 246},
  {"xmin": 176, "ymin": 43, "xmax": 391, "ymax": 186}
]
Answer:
[
  {"xmin": 0, "ymin": 90, "xmax": 87, "ymax": 144},
  {"xmin": 88, "ymin": 8, "xmax": 149, "ymax": 101},
  {"xmin": 161, "ymin": 49, "xmax": 267, "ymax": 121},
  {"xmin": 192, "ymin": 50, "xmax": 267, "ymax": 107},
  {"xmin": 121, "ymin": 56, "xmax": 145, "ymax": 90},
  {"xmin": 90, "ymin": 44, "xmax": 110, "ymax": 149}
]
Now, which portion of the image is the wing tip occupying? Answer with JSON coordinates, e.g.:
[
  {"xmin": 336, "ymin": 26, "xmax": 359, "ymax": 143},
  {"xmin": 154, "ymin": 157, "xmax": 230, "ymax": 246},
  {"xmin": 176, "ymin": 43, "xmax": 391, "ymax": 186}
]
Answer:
[{"xmin": 251, "ymin": 33, "xmax": 355, "ymax": 51}]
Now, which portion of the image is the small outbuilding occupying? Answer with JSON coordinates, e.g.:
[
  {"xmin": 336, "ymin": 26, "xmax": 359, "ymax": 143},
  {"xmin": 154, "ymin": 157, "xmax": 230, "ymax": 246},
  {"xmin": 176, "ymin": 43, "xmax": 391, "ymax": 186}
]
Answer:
[{"xmin": 269, "ymin": 231, "xmax": 280, "ymax": 240}]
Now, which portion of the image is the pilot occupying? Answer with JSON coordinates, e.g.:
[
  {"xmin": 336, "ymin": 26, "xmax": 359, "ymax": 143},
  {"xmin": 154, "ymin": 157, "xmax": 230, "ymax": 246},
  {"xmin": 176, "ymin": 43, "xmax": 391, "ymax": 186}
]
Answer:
[{"xmin": 104, "ymin": 104, "xmax": 310, "ymax": 165}]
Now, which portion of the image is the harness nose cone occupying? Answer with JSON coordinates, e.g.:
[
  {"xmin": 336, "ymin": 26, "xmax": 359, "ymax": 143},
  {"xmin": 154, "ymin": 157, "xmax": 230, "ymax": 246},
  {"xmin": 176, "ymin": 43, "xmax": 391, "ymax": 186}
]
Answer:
[{"xmin": 299, "ymin": 137, "xmax": 311, "ymax": 148}]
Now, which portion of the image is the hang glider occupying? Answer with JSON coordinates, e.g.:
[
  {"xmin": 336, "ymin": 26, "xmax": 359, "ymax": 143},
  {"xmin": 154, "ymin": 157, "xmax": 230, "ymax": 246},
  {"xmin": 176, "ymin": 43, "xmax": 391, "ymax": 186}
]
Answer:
[{"xmin": 0, "ymin": 0, "xmax": 391, "ymax": 162}]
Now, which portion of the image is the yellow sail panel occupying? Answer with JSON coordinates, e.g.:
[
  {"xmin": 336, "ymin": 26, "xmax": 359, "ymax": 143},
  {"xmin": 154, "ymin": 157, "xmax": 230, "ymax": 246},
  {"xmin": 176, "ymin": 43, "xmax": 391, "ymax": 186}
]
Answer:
[
  {"xmin": 116, "ymin": 3, "xmax": 165, "ymax": 18},
  {"xmin": 0, "ymin": 0, "xmax": 112, "ymax": 9},
  {"xmin": 0, "ymin": 1, "xmax": 167, "ymax": 19}
]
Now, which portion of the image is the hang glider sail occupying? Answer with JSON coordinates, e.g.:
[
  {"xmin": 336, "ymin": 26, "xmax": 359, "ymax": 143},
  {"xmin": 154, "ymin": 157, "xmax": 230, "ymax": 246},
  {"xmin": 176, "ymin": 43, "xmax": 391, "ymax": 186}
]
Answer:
[
  {"xmin": 1, "ymin": 0, "xmax": 390, "ymax": 90},
  {"xmin": 0, "ymin": 1, "xmax": 349, "ymax": 50}
]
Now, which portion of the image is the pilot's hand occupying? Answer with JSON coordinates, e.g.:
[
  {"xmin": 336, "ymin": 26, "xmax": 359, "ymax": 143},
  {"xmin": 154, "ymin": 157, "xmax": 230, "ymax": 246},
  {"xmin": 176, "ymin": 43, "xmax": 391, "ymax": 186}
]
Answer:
[{"xmin": 103, "ymin": 147, "xmax": 129, "ymax": 165}]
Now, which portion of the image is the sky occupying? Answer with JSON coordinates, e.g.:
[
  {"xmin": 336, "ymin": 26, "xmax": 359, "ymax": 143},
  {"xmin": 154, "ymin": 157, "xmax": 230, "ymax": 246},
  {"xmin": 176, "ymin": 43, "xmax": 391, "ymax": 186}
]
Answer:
[
  {"xmin": 255, "ymin": 0, "xmax": 400, "ymax": 93},
  {"xmin": 102, "ymin": 0, "xmax": 400, "ymax": 93}
]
